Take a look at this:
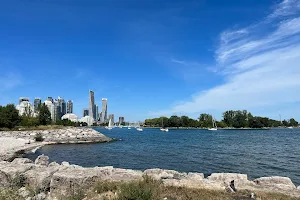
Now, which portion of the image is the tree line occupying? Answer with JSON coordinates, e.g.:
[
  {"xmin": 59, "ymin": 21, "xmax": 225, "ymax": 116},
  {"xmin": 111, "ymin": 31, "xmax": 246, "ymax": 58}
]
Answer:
[
  {"xmin": 0, "ymin": 104, "xmax": 86, "ymax": 130},
  {"xmin": 145, "ymin": 110, "xmax": 299, "ymax": 128}
]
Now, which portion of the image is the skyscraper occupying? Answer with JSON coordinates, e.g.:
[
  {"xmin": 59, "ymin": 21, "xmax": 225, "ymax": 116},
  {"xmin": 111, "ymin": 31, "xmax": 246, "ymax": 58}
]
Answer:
[
  {"xmin": 58, "ymin": 96, "xmax": 66, "ymax": 117},
  {"xmin": 94, "ymin": 104, "xmax": 99, "ymax": 121},
  {"xmin": 83, "ymin": 109, "xmax": 89, "ymax": 117},
  {"xmin": 109, "ymin": 114, "xmax": 114, "ymax": 124},
  {"xmin": 101, "ymin": 98, "xmax": 108, "ymax": 123},
  {"xmin": 16, "ymin": 97, "xmax": 34, "ymax": 116},
  {"xmin": 67, "ymin": 100, "xmax": 73, "ymax": 113},
  {"xmin": 34, "ymin": 98, "xmax": 41, "ymax": 113},
  {"xmin": 89, "ymin": 90, "xmax": 95, "ymax": 120},
  {"xmin": 53, "ymin": 99, "xmax": 60, "ymax": 122},
  {"xmin": 119, "ymin": 116, "xmax": 124, "ymax": 125},
  {"xmin": 44, "ymin": 100, "xmax": 55, "ymax": 121}
]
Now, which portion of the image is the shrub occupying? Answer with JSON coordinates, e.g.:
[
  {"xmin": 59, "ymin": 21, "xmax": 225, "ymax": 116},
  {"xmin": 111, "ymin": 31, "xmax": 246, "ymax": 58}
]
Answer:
[
  {"xmin": 118, "ymin": 176, "xmax": 161, "ymax": 200},
  {"xmin": 11, "ymin": 173, "xmax": 26, "ymax": 188},
  {"xmin": 34, "ymin": 133, "xmax": 44, "ymax": 142},
  {"xmin": 94, "ymin": 181, "xmax": 118, "ymax": 194}
]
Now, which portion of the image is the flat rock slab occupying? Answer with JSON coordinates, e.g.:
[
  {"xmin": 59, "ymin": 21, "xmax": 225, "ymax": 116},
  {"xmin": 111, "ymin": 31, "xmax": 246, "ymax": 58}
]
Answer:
[{"xmin": 50, "ymin": 166, "xmax": 143, "ymax": 199}]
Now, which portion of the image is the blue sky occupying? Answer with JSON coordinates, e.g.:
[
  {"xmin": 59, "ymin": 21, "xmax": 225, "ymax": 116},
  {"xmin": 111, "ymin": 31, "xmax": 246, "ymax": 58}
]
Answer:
[{"xmin": 1, "ymin": 0, "xmax": 300, "ymax": 121}]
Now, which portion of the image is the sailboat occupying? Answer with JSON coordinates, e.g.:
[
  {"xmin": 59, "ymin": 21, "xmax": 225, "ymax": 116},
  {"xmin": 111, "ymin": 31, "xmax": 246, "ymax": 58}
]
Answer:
[
  {"xmin": 160, "ymin": 118, "xmax": 169, "ymax": 132},
  {"xmin": 136, "ymin": 122, "xmax": 143, "ymax": 131},
  {"xmin": 128, "ymin": 123, "xmax": 131, "ymax": 129},
  {"xmin": 208, "ymin": 117, "xmax": 217, "ymax": 131},
  {"xmin": 118, "ymin": 123, "xmax": 123, "ymax": 128},
  {"xmin": 105, "ymin": 119, "xmax": 113, "ymax": 130}
]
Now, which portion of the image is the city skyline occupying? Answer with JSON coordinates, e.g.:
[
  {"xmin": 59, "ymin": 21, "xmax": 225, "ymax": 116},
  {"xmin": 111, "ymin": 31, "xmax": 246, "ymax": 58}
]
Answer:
[
  {"xmin": 12, "ymin": 90, "xmax": 127, "ymax": 123},
  {"xmin": 1, "ymin": 0, "xmax": 300, "ymax": 121}
]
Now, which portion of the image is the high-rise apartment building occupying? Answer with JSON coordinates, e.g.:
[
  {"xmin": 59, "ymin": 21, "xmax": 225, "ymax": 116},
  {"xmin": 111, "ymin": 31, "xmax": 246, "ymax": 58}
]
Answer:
[
  {"xmin": 19, "ymin": 97, "xmax": 29, "ymax": 104},
  {"xmin": 53, "ymin": 99, "xmax": 60, "ymax": 122},
  {"xmin": 47, "ymin": 97, "xmax": 53, "ymax": 103},
  {"xmin": 44, "ymin": 100, "xmax": 55, "ymax": 121},
  {"xmin": 94, "ymin": 104, "xmax": 98, "ymax": 121},
  {"xmin": 67, "ymin": 100, "xmax": 73, "ymax": 113},
  {"xmin": 101, "ymin": 98, "xmax": 108, "ymax": 123},
  {"xmin": 89, "ymin": 90, "xmax": 95, "ymax": 120},
  {"xmin": 83, "ymin": 109, "xmax": 89, "ymax": 117},
  {"xmin": 16, "ymin": 97, "xmax": 34, "ymax": 117},
  {"xmin": 58, "ymin": 96, "xmax": 66, "ymax": 117},
  {"xmin": 119, "ymin": 116, "xmax": 124, "ymax": 125},
  {"xmin": 109, "ymin": 114, "xmax": 114, "ymax": 124},
  {"xmin": 34, "ymin": 98, "xmax": 41, "ymax": 113}
]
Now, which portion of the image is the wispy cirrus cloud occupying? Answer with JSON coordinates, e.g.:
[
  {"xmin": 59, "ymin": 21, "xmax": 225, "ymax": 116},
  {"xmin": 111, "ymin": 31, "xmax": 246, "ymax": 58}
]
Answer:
[{"xmin": 152, "ymin": 0, "xmax": 300, "ymax": 119}]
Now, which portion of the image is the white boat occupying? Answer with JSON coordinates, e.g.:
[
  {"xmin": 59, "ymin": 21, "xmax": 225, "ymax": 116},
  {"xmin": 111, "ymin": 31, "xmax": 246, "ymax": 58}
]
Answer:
[
  {"xmin": 136, "ymin": 127, "xmax": 143, "ymax": 131},
  {"xmin": 105, "ymin": 119, "xmax": 113, "ymax": 130},
  {"xmin": 160, "ymin": 118, "xmax": 169, "ymax": 132},
  {"xmin": 208, "ymin": 117, "xmax": 217, "ymax": 131},
  {"xmin": 160, "ymin": 128, "xmax": 169, "ymax": 132},
  {"xmin": 287, "ymin": 126, "xmax": 294, "ymax": 129},
  {"xmin": 128, "ymin": 124, "xmax": 131, "ymax": 129}
]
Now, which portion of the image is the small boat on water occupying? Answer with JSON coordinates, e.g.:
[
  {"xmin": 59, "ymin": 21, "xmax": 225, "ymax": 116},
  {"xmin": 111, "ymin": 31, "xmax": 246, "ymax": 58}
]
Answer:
[
  {"xmin": 287, "ymin": 126, "xmax": 294, "ymax": 129},
  {"xmin": 136, "ymin": 127, "xmax": 143, "ymax": 131},
  {"xmin": 208, "ymin": 117, "xmax": 218, "ymax": 131},
  {"xmin": 160, "ymin": 128, "xmax": 169, "ymax": 132},
  {"xmin": 160, "ymin": 118, "xmax": 169, "ymax": 132},
  {"xmin": 105, "ymin": 119, "xmax": 113, "ymax": 130}
]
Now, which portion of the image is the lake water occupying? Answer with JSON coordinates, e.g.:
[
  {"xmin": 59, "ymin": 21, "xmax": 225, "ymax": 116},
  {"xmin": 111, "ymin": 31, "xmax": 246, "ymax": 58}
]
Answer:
[{"xmin": 26, "ymin": 128, "xmax": 300, "ymax": 185}]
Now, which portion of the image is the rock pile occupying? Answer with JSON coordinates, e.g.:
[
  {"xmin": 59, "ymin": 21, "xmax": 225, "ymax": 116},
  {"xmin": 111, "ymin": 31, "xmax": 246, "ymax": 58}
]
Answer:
[
  {"xmin": 0, "ymin": 156, "xmax": 299, "ymax": 200},
  {"xmin": 0, "ymin": 127, "xmax": 112, "ymax": 143}
]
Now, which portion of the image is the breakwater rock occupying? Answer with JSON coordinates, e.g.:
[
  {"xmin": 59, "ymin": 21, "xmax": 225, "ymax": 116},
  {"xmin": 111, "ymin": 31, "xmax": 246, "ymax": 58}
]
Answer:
[
  {"xmin": 0, "ymin": 127, "xmax": 112, "ymax": 143},
  {"xmin": 1, "ymin": 156, "xmax": 299, "ymax": 199},
  {"xmin": 0, "ymin": 127, "xmax": 112, "ymax": 161}
]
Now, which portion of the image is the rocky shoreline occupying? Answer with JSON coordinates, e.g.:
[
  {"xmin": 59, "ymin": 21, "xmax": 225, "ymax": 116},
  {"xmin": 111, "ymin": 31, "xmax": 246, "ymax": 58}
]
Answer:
[
  {"xmin": 0, "ymin": 127, "xmax": 112, "ymax": 161},
  {"xmin": 1, "ymin": 155, "xmax": 300, "ymax": 199},
  {"xmin": 0, "ymin": 127, "xmax": 300, "ymax": 199}
]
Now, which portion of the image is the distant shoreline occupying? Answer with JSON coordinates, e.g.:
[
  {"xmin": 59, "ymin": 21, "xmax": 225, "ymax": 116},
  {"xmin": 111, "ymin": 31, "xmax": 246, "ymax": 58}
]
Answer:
[{"xmin": 141, "ymin": 127, "xmax": 297, "ymax": 130}]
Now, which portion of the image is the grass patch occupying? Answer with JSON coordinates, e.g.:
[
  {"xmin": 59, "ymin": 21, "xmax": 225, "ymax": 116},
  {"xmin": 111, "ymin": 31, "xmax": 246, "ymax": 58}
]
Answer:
[
  {"xmin": 118, "ymin": 176, "xmax": 161, "ymax": 200},
  {"xmin": 10, "ymin": 173, "xmax": 26, "ymax": 189},
  {"xmin": 94, "ymin": 181, "xmax": 118, "ymax": 194},
  {"xmin": 67, "ymin": 176, "xmax": 300, "ymax": 200},
  {"xmin": 34, "ymin": 133, "xmax": 44, "ymax": 142},
  {"xmin": 0, "ymin": 188, "xmax": 22, "ymax": 200}
]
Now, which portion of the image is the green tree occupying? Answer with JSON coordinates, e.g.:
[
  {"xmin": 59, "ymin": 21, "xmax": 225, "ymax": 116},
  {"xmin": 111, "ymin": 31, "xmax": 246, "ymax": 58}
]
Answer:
[
  {"xmin": 38, "ymin": 103, "xmax": 52, "ymax": 125},
  {"xmin": 20, "ymin": 116, "xmax": 39, "ymax": 127},
  {"xmin": 169, "ymin": 115, "xmax": 181, "ymax": 128},
  {"xmin": 180, "ymin": 116, "xmax": 190, "ymax": 127},
  {"xmin": 282, "ymin": 120, "xmax": 289, "ymax": 127},
  {"xmin": 217, "ymin": 121, "xmax": 227, "ymax": 128},
  {"xmin": 198, "ymin": 113, "xmax": 213, "ymax": 128},
  {"xmin": 249, "ymin": 117, "xmax": 264, "ymax": 128},
  {"xmin": 0, "ymin": 104, "xmax": 20, "ymax": 129},
  {"xmin": 223, "ymin": 110, "xmax": 235, "ymax": 127},
  {"xmin": 289, "ymin": 118, "xmax": 298, "ymax": 127}
]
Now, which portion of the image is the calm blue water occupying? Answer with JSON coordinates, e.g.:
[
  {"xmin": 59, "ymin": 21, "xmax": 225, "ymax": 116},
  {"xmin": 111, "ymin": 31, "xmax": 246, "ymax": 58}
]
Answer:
[{"xmin": 26, "ymin": 128, "xmax": 300, "ymax": 185}]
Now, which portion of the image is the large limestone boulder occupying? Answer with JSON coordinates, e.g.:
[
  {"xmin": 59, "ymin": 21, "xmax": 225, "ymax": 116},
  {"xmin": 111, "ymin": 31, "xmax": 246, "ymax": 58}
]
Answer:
[
  {"xmin": 35, "ymin": 155, "xmax": 49, "ymax": 166},
  {"xmin": 253, "ymin": 176, "xmax": 296, "ymax": 191},
  {"xmin": 12, "ymin": 158, "xmax": 33, "ymax": 165},
  {"xmin": 207, "ymin": 173, "xmax": 253, "ymax": 189},
  {"xmin": 144, "ymin": 168, "xmax": 187, "ymax": 180},
  {"xmin": 0, "ymin": 162, "xmax": 34, "ymax": 187},
  {"xmin": 50, "ymin": 166, "xmax": 143, "ymax": 199},
  {"xmin": 24, "ymin": 166, "xmax": 61, "ymax": 192}
]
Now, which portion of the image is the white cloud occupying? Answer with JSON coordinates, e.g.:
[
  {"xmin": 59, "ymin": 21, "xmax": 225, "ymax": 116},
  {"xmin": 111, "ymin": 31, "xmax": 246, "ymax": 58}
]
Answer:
[
  {"xmin": 152, "ymin": 0, "xmax": 300, "ymax": 119},
  {"xmin": 269, "ymin": 0, "xmax": 300, "ymax": 18}
]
